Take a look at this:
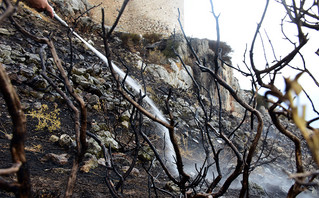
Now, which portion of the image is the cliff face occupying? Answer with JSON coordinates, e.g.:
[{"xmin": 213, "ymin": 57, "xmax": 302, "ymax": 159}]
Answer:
[
  {"xmin": 175, "ymin": 37, "xmax": 243, "ymax": 114},
  {"xmin": 128, "ymin": 35, "xmax": 243, "ymax": 114}
]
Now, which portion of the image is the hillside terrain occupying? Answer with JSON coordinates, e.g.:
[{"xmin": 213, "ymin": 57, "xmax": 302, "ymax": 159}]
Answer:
[
  {"xmin": 0, "ymin": 2, "xmax": 317, "ymax": 198},
  {"xmin": 0, "ymin": 5, "xmax": 174, "ymax": 197}
]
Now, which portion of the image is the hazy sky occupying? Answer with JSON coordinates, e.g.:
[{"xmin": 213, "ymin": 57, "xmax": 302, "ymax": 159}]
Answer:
[
  {"xmin": 184, "ymin": 0, "xmax": 289, "ymax": 83},
  {"xmin": 184, "ymin": 0, "xmax": 319, "ymax": 125}
]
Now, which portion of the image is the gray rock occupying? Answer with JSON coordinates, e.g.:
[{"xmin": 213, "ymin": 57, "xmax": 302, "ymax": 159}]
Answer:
[
  {"xmin": 90, "ymin": 124, "xmax": 100, "ymax": 132},
  {"xmin": 11, "ymin": 50, "xmax": 26, "ymax": 62},
  {"xmin": 25, "ymin": 52, "xmax": 40, "ymax": 64},
  {"xmin": 59, "ymin": 134, "xmax": 74, "ymax": 147},
  {"xmin": 121, "ymin": 166, "xmax": 140, "ymax": 177},
  {"xmin": 78, "ymin": 54, "xmax": 85, "ymax": 60},
  {"xmin": 138, "ymin": 146, "xmax": 154, "ymax": 161},
  {"xmin": 221, "ymin": 119, "xmax": 231, "ymax": 130},
  {"xmin": 0, "ymin": 44, "xmax": 12, "ymax": 51},
  {"xmin": 33, "ymin": 102, "xmax": 42, "ymax": 110},
  {"xmin": 0, "ymin": 45, "xmax": 12, "ymax": 64},
  {"xmin": 72, "ymin": 67, "xmax": 87, "ymax": 75},
  {"xmin": 80, "ymin": 154, "xmax": 98, "ymax": 173},
  {"xmin": 86, "ymin": 65, "xmax": 102, "ymax": 76},
  {"xmin": 88, "ymin": 84, "xmax": 103, "ymax": 96},
  {"xmin": 86, "ymin": 137, "xmax": 102, "ymax": 155},
  {"xmin": 120, "ymin": 111, "xmax": 130, "ymax": 122},
  {"xmin": 103, "ymin": 137, "xmax": 119, "ymax": 150},
  {"xmin": 32, "ymin": 76, "xmax": 49, "ymax": 90},
  {"xmin": 0, "ymin": 28, "xmax": 14, "ymax": 35},
  {"xmin": 72, "ymin": 74, "xmax": 91, "ymax": 89},
  {"xmin": 249, "ymin": 182, "xmax": 266, "ymax": 196},
  {"xmin": 19, "ymin": 65, "xmax": 34, "ymax": 78},
  {"xmin": 121, "ymin": 121, "xmax": 129, "ymax": 129},
  {"xmin": 145, "ymin": 60, "xmax": 193, "ymax": 90},
  {"xmin": 112, "ymin": 153, "xmax": 131, "ymax": 166},
  {"xmin": 97, "ymin": 158, "xmax": 106, "ymax": 166},
  {"xmin": 30, "ymin": 91, "xmax": 45, "ymax": 99},
  {"xmin": 44, "ymin": 94, "xmax": 56, "ymax": 102},
  {"xmin": 52, "ymin": 0, "xmax": 91, "ymax": 16},
  {"xmin": 72, "ymin": 73, "xmax": 87, "ymax": 84},
  {"xmin": 49, "ymin": 135, "xmax": 60, "ymax": 143},
  {"xmin": 86, "ymin": 94, "xmax": 99, "ymax": 105},
  {"xmin": 88, "ymin": 75, "xmax": 100, "ymax": 85},
  {"xmin": 96, "ymin": 130, "xmax": 113, "ymax": 139},
  {"xmin": 49, "ymin": 168, "xmax": 71, "ymax": 174},
  {"xmin": 14, "ymin": 74, "xmax": 28, "ymax": 83},
  {"xmin": 165, "ymin": 181, "xmax": 180, "ymax": 193},
  {"xmin": 98, "ymin": 123, "xmax": 108, "ymax": 131},
  {"xmin": 41, "ymin": 153, "xmax": 69, "ymax": 165},
  {"xmin": 21, "ymin": 102, "xmax": 31, "ymax": 111}
]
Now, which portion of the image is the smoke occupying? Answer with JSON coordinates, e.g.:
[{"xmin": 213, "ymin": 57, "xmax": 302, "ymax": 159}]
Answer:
[
  {"xmin": 250, "ymin": 165, "xmax": 293, "ymax": 197},
  {"xmin": 179, "ymin": 138, "xmax": 319, "ymax": 198}
]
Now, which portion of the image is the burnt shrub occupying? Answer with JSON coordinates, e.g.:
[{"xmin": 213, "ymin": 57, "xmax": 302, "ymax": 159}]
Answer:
[{"xmin": 143, "ymin": 33, "xmax": 162, "ymax": 44}]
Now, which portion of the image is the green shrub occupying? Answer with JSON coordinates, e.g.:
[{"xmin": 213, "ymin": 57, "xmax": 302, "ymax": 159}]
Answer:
[
  {"xmin": 162, "ymin": 38, "xmax": 179, "ymax": 58},
  {"xmin": 208, "ymin": 40, "xmax": 233, "ymax": 62}
]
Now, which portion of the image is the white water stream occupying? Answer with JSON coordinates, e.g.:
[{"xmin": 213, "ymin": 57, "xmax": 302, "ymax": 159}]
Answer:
[{"xmin": 53, "ymin": 13, "xmax": 177, "ymax": 171}]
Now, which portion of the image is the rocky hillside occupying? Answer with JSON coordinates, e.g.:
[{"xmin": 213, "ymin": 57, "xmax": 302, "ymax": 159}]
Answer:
[
  {"xmin": 0, "ymin": 1, "xmax": 317, "ymax": 198},
  {"xmin": 47, "ymin": 0, "xmax": 243, "ymax": 113}
]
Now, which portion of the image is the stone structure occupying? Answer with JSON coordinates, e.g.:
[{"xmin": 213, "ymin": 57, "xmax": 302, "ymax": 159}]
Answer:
[{"xmin": 88, "ymin": 0, "xmax": 184, "ymax": 34}]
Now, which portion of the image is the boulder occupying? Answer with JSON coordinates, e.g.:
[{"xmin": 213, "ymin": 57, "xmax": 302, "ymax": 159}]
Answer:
[
  {"xmin": 59, "ymin": 134, "xmax": 74, "ymax": 148},
  {"xmin": 121, "ymin": 166, "xmax": 140, "ymax": 177},
  {"xmin": 80, "ymin": 154, "xmax": 99, "ymax": 173},
  {"xmin": 49, "ymin": 135, "xmax": 59, "ymax": 143},
  {"xmin": 145, "ymin": 59, "xmax": 193, "ymax": 90},
  {"xmin": 41, "ymin": 153, "xmax": 69, "ymax": 165},
  {"xmin": 86, "ymin": 137, "xmax": 102, "ymax": 156}
]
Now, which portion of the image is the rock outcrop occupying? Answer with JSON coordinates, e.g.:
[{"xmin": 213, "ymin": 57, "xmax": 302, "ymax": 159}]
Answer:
[{"xmin": 176, "ymin": 36, "xmax": 243, "ymax": 114}]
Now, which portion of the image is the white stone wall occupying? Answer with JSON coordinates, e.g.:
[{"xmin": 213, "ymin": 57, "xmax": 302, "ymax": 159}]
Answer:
[{"xmin": 88, "ymin": 0, "xmax": 184, "ymax": 35}]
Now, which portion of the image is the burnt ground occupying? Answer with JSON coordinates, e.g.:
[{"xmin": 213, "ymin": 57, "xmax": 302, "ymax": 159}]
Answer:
[
  {"xmin": 0, "ymin": 5, "xmax": 173, "ymax": 198},
  {"xmin": 0, "ymin": 4, "xmax": 267, "ymax": 198},
  {"xmin": 0, "ymin": 86, "xmax": 173, "ymax": 198},
  {"xmin": 0, "ymin": 97, "xmax": 170, "ymax": 198}
]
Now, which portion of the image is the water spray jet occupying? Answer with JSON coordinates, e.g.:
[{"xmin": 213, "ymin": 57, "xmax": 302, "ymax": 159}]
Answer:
[{"xmin": 51, "ymin": 10, "xmax": 177, "ymax": 173}]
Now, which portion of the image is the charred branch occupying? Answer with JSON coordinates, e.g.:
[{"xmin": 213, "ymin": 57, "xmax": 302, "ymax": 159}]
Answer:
[{"xmin": 0, "ymin": 62, "xmax": 31, "ymax": 197}]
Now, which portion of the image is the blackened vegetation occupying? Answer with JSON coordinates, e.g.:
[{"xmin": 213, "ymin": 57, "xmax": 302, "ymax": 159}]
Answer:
[{"xmin": 0, "ymin": 0, "xmax": 319, "ymax": 198}]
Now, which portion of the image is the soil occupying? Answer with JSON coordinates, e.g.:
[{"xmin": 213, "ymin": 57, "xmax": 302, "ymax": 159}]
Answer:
[
  {"xmin": 0, "ymin": 4, "xmax": 252, "ymax": 198},
  {"xmin": 0, "ymin": 5, "xmax": 173, "ymax": 198},
  {"xmin": 0, "ymin": 83, "xmax": 172, "ymax": 198}
]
